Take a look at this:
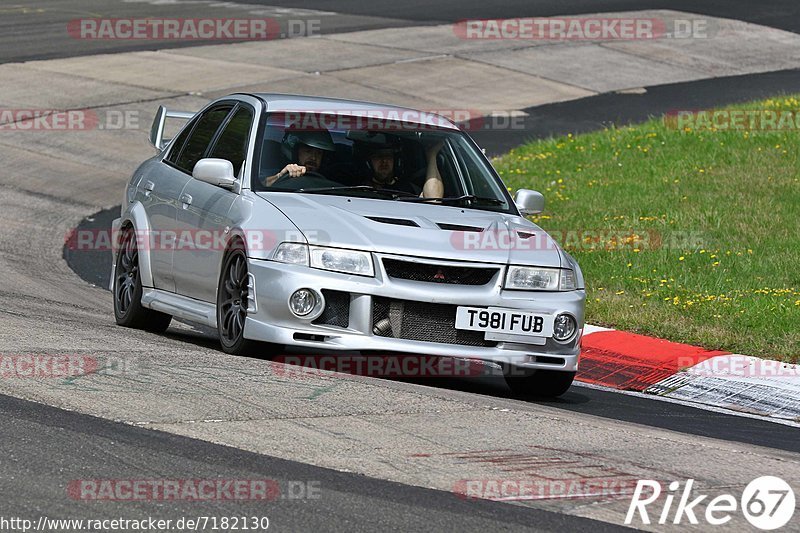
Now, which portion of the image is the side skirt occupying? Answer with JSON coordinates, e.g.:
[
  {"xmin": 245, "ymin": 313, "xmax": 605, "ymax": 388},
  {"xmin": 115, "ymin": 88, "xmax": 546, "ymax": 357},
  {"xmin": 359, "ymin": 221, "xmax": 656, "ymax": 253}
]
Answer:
[{"xmin": 141, "ymin": 288, "xmax": 217, "ymax": 328}]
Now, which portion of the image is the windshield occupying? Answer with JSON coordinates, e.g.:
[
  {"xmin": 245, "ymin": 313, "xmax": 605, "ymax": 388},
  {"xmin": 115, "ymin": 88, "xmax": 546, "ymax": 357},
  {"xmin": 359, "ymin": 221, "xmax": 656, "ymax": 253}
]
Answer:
[{"xmin": 253, "ymin": 111, "xmax": 514, "ymax": 213}]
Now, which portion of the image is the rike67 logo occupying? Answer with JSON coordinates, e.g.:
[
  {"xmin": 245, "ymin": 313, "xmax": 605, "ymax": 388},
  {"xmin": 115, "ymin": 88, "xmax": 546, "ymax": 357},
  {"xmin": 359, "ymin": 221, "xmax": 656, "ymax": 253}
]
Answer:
[{"xmin": 626, "ymin": 476, "xmax": 795, "ymax": 530}]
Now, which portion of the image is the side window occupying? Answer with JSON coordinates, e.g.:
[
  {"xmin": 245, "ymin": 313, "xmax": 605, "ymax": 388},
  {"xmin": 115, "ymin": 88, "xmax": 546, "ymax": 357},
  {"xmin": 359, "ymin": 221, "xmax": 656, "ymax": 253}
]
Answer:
[
  {"xmin": 174, "ymin": 106, "xmax": 233, "ymax": 174},
  {"xmin": 451, "ymin": 138, "xmax": 508, "ymax": 209},
  {"xmin": 208, "ymin": 106, "xmax": 254, "ymax": 176},
  {"xmin": 164, "ymin": 118, "xmax": 196, "ymax": 165}
]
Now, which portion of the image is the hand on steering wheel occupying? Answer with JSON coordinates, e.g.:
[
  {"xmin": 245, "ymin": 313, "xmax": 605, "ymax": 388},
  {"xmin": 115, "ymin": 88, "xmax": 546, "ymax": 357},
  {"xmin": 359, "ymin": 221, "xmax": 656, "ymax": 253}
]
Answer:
[
  {"xmin": 278, "ymin": 165, "xmax": 327, "ymax": 180},
  {"xmin": 280, "ymin": 164, "xmax": 307, "ymax": 178}
]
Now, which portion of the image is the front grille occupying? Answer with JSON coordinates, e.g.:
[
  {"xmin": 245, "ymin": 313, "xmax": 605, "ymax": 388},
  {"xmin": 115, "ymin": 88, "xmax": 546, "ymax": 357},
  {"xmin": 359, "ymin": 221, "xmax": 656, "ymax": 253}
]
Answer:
[
  {"xmin": 313, "ymin": 290, "xmax": 350, "ymax": 328},
  {"xmin": 372, "ymin": 297, "xmax": 496, "ymax": 347},
  {"xmin": 382, "ymin": 259, "xmax": 497, "ymax": 285}
]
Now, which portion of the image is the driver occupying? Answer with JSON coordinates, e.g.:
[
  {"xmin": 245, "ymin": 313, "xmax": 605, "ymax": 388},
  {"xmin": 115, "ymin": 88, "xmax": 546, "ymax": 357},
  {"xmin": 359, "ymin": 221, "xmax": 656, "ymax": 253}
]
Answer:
[{"xmin": 264, "ymin": 129, "xmax": 335, "ymax": 186}]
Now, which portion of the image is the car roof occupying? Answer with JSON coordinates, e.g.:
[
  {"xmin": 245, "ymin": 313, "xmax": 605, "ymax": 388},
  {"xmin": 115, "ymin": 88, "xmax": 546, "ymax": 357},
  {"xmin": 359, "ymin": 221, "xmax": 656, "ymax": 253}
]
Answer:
[{"xmin": 244, "ymin": 92, "xmax": 460, "ymax": 130}]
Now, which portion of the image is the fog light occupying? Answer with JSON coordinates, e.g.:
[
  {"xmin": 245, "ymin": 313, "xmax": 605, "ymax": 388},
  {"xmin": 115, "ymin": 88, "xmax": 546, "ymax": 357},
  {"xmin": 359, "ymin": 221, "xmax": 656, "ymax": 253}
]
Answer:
[
  {"xmin": 553, "ymin": 314, "xmax": 576, "ymax": 341},
  {"xmin": 289, "ymin": 289, "xmax": 317, "ymax": 317}
]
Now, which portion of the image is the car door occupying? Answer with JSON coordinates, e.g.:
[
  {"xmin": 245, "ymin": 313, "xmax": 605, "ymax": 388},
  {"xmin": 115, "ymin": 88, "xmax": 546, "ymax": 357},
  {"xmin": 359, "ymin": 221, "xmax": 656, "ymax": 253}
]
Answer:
[
  {"xmin": 140, "ymin": 116, "xmax": 195, "ymax": 292},
  {"xmin": 173, "ymin": 103, "xmax": 255, "ymax": 303},
  {"xmin": 148, "ymin": 103, "xmax": 234, "ymax": 292}
]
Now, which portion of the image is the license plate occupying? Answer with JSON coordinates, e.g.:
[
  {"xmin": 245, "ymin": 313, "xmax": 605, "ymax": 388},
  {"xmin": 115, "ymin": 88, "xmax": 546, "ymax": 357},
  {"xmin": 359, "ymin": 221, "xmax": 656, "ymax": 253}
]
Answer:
[{"xmin": 455, "ymin": 307, "xmax": 553, "ymax": 338}]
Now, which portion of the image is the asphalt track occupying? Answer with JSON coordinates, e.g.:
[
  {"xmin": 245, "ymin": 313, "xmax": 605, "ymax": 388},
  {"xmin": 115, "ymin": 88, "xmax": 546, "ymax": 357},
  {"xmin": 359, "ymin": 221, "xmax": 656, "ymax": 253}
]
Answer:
[
  {"xmin": 2, "ymin": 0, "xmax": 800, "ymax": 64},
  {"xmin": 0, "ymin": 393, "xmax": 629, "ymax": 532},
  {"xmin": 4, "ymin": 1, "xmax": 800, "ymax": 530}
]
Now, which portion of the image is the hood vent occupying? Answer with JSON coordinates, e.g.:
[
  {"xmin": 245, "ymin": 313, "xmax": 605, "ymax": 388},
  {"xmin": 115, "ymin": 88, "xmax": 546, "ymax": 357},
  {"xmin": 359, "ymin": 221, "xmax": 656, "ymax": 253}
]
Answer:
[
  {"xmin": 366, "ymin": 216, "xmax": 419, "ymax": 227},
  {"xmin": 436, "ymin": 223, "xmax": 485, "ymax": 232}
]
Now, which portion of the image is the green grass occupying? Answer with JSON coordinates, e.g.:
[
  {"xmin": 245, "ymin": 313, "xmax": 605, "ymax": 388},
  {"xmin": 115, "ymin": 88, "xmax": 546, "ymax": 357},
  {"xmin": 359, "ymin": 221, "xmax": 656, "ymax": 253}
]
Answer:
[{"xmin": 493, "ymin": 95, "xmax": 800, "ymax": 361}]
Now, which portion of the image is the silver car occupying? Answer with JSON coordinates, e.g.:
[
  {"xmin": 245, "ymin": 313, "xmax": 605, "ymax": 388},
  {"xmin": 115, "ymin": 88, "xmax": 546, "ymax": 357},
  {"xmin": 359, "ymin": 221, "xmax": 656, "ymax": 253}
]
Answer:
[{"xmin": 111, "ymin": 93, "xmax": 585, "ymax": 397}]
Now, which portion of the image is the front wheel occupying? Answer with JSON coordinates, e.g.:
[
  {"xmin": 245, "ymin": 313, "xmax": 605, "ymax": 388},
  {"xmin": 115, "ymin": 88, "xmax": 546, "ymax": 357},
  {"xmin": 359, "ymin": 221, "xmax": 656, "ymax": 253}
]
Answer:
[
  {"xmin": 504, "ymin": 368, "xmax": 576, "ymax": 398},
  {"xmin": 216, "ymin": 248, "xmax": 262, "ymax": 356},
  {"xmin": 113, "ymin": 227, "xmax": 172, "ymax": 333}
]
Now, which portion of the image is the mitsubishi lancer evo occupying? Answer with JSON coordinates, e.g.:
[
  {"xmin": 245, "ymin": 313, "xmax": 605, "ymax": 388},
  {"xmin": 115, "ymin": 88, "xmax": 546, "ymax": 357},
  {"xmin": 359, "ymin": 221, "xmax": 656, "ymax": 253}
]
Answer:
[{"xmin": 111, "ymin": 94, "xmax": 585, "ymax": 397}]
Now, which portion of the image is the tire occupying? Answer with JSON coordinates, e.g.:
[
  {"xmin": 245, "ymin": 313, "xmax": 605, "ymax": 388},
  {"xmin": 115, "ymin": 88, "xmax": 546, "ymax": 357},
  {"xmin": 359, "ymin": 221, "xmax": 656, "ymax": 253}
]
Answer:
[
  {"xmin": 113, "ymin": 227, "xmax": 172, "ymax": 333},
  {"xmin": 217, "ymin": 247, "xmax": 262, "ymax": 356},
  {"xmin": 504, "ymin": 368, "xmax": 576, "ymax": 398}
]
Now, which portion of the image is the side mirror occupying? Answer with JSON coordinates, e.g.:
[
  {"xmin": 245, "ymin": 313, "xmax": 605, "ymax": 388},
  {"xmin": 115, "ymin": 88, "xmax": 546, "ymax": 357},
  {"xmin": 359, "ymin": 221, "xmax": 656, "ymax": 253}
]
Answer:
[
  {"xmin": 514, "ymin": 189, "xmax": 545, "ymax": 215},
  {"xmin": 192, "ymin": 158, "xmax": 237, "ymax": 190}
]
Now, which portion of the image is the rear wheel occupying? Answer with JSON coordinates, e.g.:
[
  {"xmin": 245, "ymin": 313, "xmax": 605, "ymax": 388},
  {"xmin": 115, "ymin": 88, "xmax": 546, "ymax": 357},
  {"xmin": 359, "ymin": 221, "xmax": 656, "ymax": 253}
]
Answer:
[
  {"xmin": 504, "ymin": 368, "xmax": 575, "ymax": 398},
  {"xmin": 113, "ymin": 227, "xmax": 172, "ymax": 333}
]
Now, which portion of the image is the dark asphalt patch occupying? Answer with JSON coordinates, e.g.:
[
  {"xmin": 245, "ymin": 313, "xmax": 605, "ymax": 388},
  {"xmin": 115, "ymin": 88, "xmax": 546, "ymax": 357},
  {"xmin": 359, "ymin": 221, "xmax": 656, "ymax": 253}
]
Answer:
[{"xmin": 469, "ymin": 68, "xmax": 800, "ymax": 155}]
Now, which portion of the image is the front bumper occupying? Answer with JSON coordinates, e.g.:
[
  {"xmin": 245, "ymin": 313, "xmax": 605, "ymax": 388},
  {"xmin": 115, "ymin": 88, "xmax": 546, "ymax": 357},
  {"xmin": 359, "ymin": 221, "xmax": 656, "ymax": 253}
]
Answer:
[{"xmin": 243, "ymin": 255, "xmax": 585, "ymax": 372}]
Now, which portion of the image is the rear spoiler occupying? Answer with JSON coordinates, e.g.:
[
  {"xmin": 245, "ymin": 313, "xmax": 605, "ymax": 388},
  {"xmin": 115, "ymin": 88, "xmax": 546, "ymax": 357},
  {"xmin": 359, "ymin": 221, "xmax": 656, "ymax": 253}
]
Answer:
[{"xmin": 149, "ymin": 105, "xmax": 195, "ymax": 151}]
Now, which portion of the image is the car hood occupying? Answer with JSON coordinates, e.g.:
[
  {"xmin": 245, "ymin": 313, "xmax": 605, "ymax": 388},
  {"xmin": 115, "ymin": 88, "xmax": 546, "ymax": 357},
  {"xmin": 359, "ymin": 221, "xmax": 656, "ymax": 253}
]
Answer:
[{"xmin": 256, "ymin": 192, "xmax": 563, "ymax": 267}]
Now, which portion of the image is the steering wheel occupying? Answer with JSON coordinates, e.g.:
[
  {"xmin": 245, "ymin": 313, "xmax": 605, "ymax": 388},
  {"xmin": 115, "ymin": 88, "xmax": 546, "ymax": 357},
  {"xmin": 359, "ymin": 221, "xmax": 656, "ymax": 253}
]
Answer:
[
  {"xmin": 301, "ymin": 170, "xmax": 327, "ymax": 179},
  {"xmin": 273, "ymin": 170, "xmax": 341, "ymax": 190}
]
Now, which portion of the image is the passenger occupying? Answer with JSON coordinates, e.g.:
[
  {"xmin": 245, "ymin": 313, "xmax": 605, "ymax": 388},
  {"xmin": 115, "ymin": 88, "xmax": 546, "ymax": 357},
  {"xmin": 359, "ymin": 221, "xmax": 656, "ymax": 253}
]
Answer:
[
  {"xmin": 264, "ymin": 129, "xmax": 335, "ymax": 186},
  {"xmin": 357, "ymin": 138, "xmax": 445, "ymax": 198}
]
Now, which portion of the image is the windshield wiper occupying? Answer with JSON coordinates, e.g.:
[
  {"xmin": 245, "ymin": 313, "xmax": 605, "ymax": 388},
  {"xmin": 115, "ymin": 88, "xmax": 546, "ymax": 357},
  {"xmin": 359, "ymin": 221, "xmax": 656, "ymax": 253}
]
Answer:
[
  {"xmin": 397, "ymin": 194, "xmax": 506, "ymax": 205},
  {"xmin": 296, "ymin": 185, "xmax": 417, "ymax": 198}
]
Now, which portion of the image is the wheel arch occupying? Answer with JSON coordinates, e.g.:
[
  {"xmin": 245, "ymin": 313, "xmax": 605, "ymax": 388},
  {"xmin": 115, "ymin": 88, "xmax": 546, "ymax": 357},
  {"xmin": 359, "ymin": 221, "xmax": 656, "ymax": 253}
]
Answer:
[{"xmin": 116, "ymin": 202, "xmax": 155, "ymax": 288}]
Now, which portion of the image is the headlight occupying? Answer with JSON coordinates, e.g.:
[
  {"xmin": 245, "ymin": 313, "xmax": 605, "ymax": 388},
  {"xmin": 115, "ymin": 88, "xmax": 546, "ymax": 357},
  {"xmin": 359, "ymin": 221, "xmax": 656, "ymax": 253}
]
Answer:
[
  {"xmin": 310, "ymin": 246, "xmax": 374, "ymax": 276},
  {"xmin": 273, "ymin": 243, "xmax": 375, "ymax": 276},
  {"xmin": 273, "ymin": 242, "xmax": 309, "ymax": 265},
  {"xmin": 505, "ymin": 266, "xmax": 577, "ymax": 291},
  {"xmin": 559, "ymin": 269, "xmax": 577, "ymax": 291}
]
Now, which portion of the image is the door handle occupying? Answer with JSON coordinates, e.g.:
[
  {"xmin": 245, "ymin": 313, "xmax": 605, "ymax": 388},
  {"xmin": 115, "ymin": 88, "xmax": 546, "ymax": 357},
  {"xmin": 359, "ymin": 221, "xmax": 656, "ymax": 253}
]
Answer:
[
  {"xmin": 143, "ymin": 180, "xmax": 155, "ymax": 198},
  {"xmin": 180, "ymin": 193, "xmax": 193, "ymax": 208}
]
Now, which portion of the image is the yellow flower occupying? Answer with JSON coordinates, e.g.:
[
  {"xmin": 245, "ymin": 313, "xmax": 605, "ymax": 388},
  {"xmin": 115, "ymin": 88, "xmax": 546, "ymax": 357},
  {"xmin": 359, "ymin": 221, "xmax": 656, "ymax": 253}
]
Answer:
[{"xmin": 679, "ymin": 256, "xmax": 685, "ymax": 261}]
